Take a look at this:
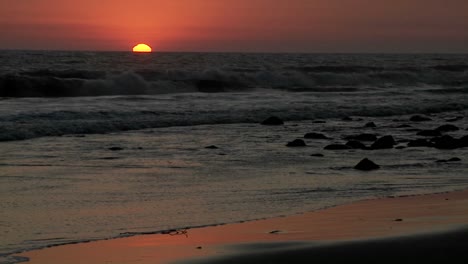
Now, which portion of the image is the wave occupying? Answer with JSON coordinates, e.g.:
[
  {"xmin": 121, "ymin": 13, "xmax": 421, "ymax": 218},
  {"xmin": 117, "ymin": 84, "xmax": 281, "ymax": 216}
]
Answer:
[
  {"xmin": 1, "ymin": 64, "xmax": 467, "ymax": 97},
  {"xmin": 0, "ymin": 98, "xmax": 467, "ymax": 142},
  {"xmin": 431, "ymin": 64, "xmax": 468, "ymax": 72},
  {"xmin": 21, "ymin": 69, "xmax": 106, "ymax": 79},
  {"xmin": 423, "ymin": 87, "xmax": 468, "ymax": 94},
  {"xmin": 287, "ymin": 65, "xmax": 385, "ymax": 73}
]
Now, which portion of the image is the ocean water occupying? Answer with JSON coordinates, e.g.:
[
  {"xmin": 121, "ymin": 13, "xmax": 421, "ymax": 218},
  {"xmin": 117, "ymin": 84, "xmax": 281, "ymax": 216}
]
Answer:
[{"xmin": 1, "ymin": 51, "xmax": 468, "ymax": 263}]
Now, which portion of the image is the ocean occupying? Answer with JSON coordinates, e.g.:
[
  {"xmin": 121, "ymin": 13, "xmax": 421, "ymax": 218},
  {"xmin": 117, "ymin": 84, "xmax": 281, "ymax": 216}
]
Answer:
[{"xmin": 1, "ymin": 51, "xmax": 467, "ymax": 263}]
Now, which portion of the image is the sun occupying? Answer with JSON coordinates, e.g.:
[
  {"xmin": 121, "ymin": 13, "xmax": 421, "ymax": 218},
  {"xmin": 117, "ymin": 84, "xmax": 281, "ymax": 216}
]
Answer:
[{"xmin": 132, "ymin": 43, "xmax": 152, "ymax": 53}]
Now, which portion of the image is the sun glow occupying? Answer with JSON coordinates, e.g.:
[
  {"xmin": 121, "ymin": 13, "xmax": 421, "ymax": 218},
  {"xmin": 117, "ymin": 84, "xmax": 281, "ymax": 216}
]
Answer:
[{"xmin": 132, "ymin": 43, "xmax": 152, "ymax": 53}]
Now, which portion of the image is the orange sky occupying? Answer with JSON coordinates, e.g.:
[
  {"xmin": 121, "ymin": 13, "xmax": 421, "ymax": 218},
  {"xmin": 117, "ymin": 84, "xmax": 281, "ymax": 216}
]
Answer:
[{"xmin": 0, "ymin": 0, "xmax": 467, "ymax": 52}]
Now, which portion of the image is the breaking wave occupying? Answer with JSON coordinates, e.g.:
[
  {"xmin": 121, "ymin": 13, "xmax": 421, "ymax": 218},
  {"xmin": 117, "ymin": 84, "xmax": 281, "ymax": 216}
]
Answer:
[
  {"xmin": 1, "ymin": 52, "xmax": 467, "ymax": 141},
  {"xmin": 1, "ymin": 63, "xmax": 467, "ymax": 97}
]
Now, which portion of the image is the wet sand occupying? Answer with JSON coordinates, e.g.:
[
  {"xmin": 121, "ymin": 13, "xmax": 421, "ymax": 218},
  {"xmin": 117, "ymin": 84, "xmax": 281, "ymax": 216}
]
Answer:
[{"xmin": 20, "ymin": 189, "xmax": 468, "ymax": 264}]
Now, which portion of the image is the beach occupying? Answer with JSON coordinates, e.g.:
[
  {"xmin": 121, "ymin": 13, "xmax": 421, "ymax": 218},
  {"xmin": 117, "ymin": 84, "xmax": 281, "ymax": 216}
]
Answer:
[
  {"xmin": 1, "ymin": 52, "xmax": 467, "ymax": 264},
  {"xmin": 19, "ymin": 189, "xmax": 468, "ymax": 264}
]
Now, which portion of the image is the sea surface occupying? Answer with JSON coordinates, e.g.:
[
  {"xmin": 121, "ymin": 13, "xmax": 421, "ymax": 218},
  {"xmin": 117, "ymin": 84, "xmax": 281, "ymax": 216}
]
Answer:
[{"xmin": 1, "ymin": 51, "xmax": 467, "ymax": 263}]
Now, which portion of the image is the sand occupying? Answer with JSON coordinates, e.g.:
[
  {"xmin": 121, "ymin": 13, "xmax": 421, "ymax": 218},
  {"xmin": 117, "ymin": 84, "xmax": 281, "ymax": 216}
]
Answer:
[{"xmin": 19, "ymin": 189, "xmax": 468, "ymax": 264}]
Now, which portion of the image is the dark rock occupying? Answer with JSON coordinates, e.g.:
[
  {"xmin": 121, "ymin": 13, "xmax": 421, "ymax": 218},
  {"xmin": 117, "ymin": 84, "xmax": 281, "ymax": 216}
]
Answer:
[
  {"xmin": 410, "ymin": 115, "xmax": 432, "ymax": 122},
  {"xmin": 395, "ymin": 146, "xmax": 406, "ymax": 149},
  {"xmin": 346, "ymin": 140, "xmax": 367, "ymax": 149},
  {"xmin": 437, "ymin": 157, "xmax": 462, "ymax": 163},
  {"xmin": 417, "ymin": 130, "xmax": 442, "ymax": 137},
  {"xmin": 100, "ymin": 157, "xmax": 120, "ymax": 160},
  {"xmin": 196, "ymin": 80, "xmax": 226, "ymax": 93},
  {"xmin": 364, "ymin": 122, "xmax": 377, "ymax": 128},
  {"xmin": 304, "ymin": 132, "xmax": 330, "ymax": 139},
  {"xmin": 407, "ymin": 139, "xmax": 433, "ymax": 147},
  {"xmin": 431, "ymin": 135, "xmax": 459, "ymax": 149},
  {"xmin": 310, "ymin": 153, "xmax": 324, "ymax": 157},
  {"xmin": 261, "ymin": 116, "xmax": 284, "ymax": 125},
  {"xmin": 205, "ymin": 145, "xmax": 219, "ymax": 149},
  {"xmin": 396, "ymin": 124, "xmax": 412, "ymax": 128},
  {"xmin": 354, "ymin": 158, "xmax": 380, "ymax": 171},
  {"xmin": 108, "ymin": 147, "xmax": 124, "ymax": 151},
  {"xmin": 371, "ymin": 135, "xmax": 396, "ymax": 149},
  {"xmin": 459, "ymin": 135, "xmax": 468, "ymax": 148},
  {"xmin": 394, "ymin": 219, "xmax": 403, "ymax": 222},
  {"xmin": 344, "ymin": 133, "xmax": 377, "ymax": 142},
  {"xmin": 312, "ymin": 120, "xmax": 326, "ymax": 124},
  {"xmin": 286, "ymin": 139, "xmax": 307, "ymax": 147},
  {"xmin": 342, "ymin": 116, "xmax": 353, "ymax": 121},
  {"xmin": 324, "ymin": 144, "xmax": 352, "ymax": 150},
  {"xmin": 435, "ymin": 124, "xmax": 459, "ymax": 132}
]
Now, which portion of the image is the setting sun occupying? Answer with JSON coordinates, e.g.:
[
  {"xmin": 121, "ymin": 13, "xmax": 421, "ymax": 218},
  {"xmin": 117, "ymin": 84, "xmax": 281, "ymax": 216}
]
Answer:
[{"xmin": 132, "ymin": 43, "xmax": 152, "ymax": 53}]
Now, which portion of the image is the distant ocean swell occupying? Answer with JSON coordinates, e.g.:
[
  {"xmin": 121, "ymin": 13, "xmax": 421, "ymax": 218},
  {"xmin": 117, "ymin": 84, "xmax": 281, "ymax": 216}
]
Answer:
[{"xmin": 1, "ymin": 64, "xmax": 467, "ymax": 97}]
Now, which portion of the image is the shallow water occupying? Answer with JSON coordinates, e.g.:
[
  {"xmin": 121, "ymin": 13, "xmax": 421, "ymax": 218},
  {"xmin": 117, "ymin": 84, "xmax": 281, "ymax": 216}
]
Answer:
[
  {"xmin": 0, "ymin": 52, "xmax": 467, "ymax": 262},
  {"xmin": 1, "ymin": 112, "xmax": 467, "ymax": 260}
]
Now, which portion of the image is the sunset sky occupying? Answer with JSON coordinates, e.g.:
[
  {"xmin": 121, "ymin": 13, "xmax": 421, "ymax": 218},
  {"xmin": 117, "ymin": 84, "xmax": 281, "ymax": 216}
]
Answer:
[{"xmin": 0, "ymin": 0, "xmax": 467, "ymax": 52}]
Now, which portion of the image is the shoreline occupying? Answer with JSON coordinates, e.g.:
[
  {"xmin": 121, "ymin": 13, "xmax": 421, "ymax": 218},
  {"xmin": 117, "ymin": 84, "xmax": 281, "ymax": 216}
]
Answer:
[
  {"xmin": 182, "ymin": 226, "xmax": 468, "ymax": 264},
  {"xmin": 16, "ymin": 188, "xmax": 468, "ymax": 264}
]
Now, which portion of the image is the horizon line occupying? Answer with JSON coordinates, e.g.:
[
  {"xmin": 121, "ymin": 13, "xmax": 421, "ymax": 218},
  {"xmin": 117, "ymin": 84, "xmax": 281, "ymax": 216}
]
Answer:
[{"xmin": 1, "ymin": 48, "xmax": 467, "ymax": 55}]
